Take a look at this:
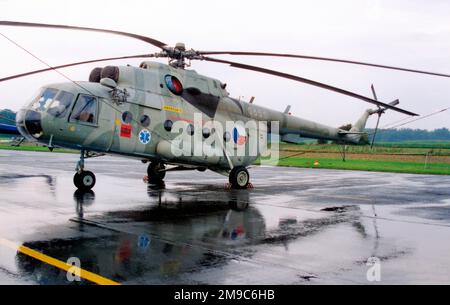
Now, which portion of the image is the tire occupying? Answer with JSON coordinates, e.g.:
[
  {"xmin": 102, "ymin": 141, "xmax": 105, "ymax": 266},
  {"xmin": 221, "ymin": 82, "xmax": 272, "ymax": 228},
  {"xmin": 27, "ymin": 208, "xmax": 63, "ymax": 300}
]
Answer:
[
  {"xmin": 147, "ymin": 162, "xmax": 166, "ymax": 182},
  {"xmin": 73, "ymin": 171, "xmax": 96, "ymax": 191},
  {"xmin": 229, "ymin": 166, "xmax": 250, "ymax": 189}
]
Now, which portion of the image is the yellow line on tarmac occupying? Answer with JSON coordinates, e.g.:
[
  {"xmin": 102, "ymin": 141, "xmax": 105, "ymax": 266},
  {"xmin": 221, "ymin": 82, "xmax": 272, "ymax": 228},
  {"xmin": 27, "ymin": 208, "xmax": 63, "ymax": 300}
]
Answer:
[{"xmin": 0, "ymin": 237, "xmax": 120, "ymax": 285}]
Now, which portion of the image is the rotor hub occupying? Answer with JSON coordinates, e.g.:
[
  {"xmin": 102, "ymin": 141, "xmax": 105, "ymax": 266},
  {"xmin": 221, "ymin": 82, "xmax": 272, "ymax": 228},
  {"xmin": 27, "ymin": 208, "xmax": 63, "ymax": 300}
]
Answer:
[{"xmin": 152, "ymin": 43, "xmax": 204, "ymax": 68}]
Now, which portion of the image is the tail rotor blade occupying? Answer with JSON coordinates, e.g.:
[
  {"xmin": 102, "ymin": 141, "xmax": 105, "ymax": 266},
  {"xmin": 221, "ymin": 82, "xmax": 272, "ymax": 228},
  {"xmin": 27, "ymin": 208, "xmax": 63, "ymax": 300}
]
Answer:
[
  {"xmin": 371, "ymin": 114, "xmax": 382, "ymax": 149},
  {"xmin": 389, "ymin": 99, "xmax": 400, "ymax": 107},
  {"xmin": 371, "ymin": 84, "xmax": 378, "ymax": 101}
]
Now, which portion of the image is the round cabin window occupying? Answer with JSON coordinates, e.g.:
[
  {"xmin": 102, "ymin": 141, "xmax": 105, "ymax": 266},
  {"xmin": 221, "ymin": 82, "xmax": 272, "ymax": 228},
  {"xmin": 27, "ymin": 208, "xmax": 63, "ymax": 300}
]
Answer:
[
  {"xmin": 140, "ymin": 114, "xmax": 151, "ymax": 127},
  {"xmin": 202, "ymin": 127, "xmax": 210, "ymax": 139},
  {"xmin": 164, "ymin": 120, "xmax": 173, "ymax": 132},
  {"xmin": 223, "ymin": 131, "xmax": 231, "ymax": 142},
  {"xmin": 186, "ymin": 124, "xmax": 194, "ymax": 136},
  {"xmin": 122, "ymin": 111, "xmax": 133, "ymax": 124}
]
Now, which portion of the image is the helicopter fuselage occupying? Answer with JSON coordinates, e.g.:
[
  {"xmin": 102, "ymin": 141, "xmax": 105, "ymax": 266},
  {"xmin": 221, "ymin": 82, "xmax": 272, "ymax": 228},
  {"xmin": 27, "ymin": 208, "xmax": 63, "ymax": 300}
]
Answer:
[{"xmin": 16, "ymin": 61, "xmax": 366, "ymax": 175}]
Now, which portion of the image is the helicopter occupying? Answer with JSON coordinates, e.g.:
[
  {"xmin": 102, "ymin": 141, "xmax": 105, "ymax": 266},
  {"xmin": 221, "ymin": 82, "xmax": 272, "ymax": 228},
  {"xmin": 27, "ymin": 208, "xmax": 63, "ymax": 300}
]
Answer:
[{"xmin": 2, "ymin": 21, "xmax": 447, "ymax": 191}]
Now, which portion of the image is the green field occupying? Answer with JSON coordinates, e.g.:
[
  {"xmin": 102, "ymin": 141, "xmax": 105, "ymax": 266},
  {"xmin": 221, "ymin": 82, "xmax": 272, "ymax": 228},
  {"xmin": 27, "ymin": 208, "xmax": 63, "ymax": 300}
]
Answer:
[
  {"xmin": 262, "ymin": 156, "xmax": 450, "ymax": 175},
  {"xmin": 374, "ymin": 141, "xmax": 450, "ymax": 149},
  {"xmin": 0, "ymin": 144, "xmax": 76, "ymax": 154},
  {"xmin": 259, "ymin": 142, "xmax": 450, "ymax": 175},
  {"xmin": 278, "ymin": 142, "xmax": 450, "ymax": 154}
]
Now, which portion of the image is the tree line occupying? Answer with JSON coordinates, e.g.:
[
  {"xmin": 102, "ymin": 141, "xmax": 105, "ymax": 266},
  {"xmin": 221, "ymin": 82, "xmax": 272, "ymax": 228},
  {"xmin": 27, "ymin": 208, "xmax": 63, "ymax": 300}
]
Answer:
[
  {"xmin": 364, "ymin": 127, "xmax": 450, "ymax": 142},
  {"xmin": 0, "ymin": 109, "xmax": 16, "ymax": 125}
]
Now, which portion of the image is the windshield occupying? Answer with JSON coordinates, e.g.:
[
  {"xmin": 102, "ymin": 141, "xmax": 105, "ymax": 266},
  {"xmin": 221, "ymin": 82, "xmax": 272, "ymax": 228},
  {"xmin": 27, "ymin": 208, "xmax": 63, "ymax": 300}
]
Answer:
[
  {"xmin": 47, "ymin": 91, "xmax": 75, "ymax": 118},
  {"xmin": 30, "ymin": 88, "xmax": 58, "ymax": 112}
]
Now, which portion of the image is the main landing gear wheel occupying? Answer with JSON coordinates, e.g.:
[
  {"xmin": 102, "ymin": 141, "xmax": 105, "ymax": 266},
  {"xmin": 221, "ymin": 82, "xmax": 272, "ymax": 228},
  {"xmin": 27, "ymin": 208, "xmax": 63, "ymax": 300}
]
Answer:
[
  {"xmin": 229, "ymin": 166, "xmax": 250, "ymax": 189},
  {"xmin": 74, "ymin": 171, "xmax": 96, "ymax": 191},
  {"xmin": 147, "ymin": 162, "xmax": 166, "ymax": 183}
]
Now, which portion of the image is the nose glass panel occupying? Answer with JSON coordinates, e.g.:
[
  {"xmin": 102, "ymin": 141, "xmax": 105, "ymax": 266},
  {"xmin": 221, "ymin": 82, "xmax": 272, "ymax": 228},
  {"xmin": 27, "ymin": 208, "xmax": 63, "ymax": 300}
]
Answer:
[
  {"xmin": 25, "ymin": 110, "xmax": 43, "ymax": 137},
  {"xmin": 30, "ymin": 88, "xmax": 58, "ymax": 112},
  {"xmin": 16, "ymin": 109, "xmax": 43, "ymax": 140}
]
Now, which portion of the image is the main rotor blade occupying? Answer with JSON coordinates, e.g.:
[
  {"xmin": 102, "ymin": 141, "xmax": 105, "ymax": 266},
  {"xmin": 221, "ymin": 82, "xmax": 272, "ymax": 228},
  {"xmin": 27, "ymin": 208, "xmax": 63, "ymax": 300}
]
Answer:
[
  {"xmin": 200, "ymin": 51, "xmax": 450, "ymax": 78},
  {"xmin": 203, "ymin": 56, "xmax": 418, "ymax": 116},
  {"xmin": 0, "ymin": 54, "xmax": 154, "ymax": 82},
  {"xmin": 0, "ymin": 21, "xmax": 167, "ymax": 49}
]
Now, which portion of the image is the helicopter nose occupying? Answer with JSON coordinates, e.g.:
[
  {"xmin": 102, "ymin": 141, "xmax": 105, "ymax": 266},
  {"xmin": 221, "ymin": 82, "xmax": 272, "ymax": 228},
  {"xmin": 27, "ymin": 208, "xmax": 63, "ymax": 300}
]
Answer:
[{"xmin": 16, "ymin": 109, "xmax": 43, "ymax": 140}]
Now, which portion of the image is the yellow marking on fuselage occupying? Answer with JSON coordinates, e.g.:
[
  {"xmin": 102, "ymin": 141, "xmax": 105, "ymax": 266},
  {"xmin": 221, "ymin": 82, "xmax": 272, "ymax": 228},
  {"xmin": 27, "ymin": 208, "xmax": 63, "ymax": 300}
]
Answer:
[{"xmin": 163, "ymin": 105, "xmax": 183, "ymax": 113}]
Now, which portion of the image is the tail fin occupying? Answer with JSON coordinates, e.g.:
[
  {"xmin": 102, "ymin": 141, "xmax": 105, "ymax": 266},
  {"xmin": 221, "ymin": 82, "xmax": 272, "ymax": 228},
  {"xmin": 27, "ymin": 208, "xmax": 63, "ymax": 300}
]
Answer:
[
  {"xmin": 338, "ymin": 85, "xmax": 400, "ymax": 144},
  {"xmin": 336, "ymin": 109, "xmax": 372, "ymax": 143},
  {"xmin": 350, "ymin": 109, "xmax": 372, "ymax": 133}
]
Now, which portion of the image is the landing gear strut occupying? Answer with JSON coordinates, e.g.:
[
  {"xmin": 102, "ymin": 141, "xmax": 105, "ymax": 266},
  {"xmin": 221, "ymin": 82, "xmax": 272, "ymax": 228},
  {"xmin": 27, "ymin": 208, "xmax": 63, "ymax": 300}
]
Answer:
[
  {"xmin": 73, "ymin": 150, "xmax": 96, "ymax": 191},
  {"xmin": 229, "ymin": 166, "xmax": 250, "ymax": 189},
  {"xmin": 147, "ymin": 162, "xmax": 166, "ymax": 183}
]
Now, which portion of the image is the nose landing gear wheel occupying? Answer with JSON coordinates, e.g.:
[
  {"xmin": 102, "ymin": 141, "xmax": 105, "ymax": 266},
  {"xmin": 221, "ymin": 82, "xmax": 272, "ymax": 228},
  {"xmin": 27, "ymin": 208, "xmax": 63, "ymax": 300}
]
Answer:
[
  {"xmin": 229, "ymin": 166, "xmax": 250, "ymax": 189},
  {"xmin": 74, "ymin": 171, "xmax": 96, "ymax": 191}
]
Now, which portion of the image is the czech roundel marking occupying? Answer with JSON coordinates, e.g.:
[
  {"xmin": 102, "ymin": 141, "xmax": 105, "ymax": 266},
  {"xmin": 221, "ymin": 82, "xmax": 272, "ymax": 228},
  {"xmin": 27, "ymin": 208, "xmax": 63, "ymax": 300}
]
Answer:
[
  {"xmin": 233, "ymin": 126, "xmax": 247, "ymax": 145},
  {"xmin": 139, "ymin": 129, "xmax": 151, "ymax": 145}
]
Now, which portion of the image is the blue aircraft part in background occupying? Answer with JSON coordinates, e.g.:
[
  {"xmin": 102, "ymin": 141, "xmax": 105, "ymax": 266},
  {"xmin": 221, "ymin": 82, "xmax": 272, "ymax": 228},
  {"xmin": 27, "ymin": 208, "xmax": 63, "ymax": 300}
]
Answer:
[{"xmin": 0, "ymin": 123, "xmax": 19, "ymax": 135}]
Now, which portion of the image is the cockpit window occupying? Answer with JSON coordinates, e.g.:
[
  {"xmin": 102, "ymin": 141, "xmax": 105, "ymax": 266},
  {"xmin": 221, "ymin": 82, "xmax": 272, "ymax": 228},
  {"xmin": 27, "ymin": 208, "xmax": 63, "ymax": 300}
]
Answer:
[
  {"xmin": 70, "ymin": 94, "xmax": 98, "ymax": 124},
  {"xmin": 31, "ymin": 88, "xmax": 58, "ymax": 111},
  {"xmin": 47, "ymin": 91, "xmax": 74, "ymax": 118}
]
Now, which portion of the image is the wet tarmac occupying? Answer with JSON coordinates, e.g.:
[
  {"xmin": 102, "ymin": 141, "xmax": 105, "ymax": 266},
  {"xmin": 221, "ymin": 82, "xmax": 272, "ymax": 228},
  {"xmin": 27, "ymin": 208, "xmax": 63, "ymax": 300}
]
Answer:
[{"xmin": 0, "ymin": 149, "xmax": 450, "ymax": 284}]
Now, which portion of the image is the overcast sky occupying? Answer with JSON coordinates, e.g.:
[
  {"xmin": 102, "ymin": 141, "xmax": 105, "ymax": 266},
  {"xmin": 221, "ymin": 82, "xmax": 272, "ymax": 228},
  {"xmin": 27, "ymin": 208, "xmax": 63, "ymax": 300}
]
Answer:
[{"xmin": 0, "ymin": 0, "xmax": 449, "ymax": 130}]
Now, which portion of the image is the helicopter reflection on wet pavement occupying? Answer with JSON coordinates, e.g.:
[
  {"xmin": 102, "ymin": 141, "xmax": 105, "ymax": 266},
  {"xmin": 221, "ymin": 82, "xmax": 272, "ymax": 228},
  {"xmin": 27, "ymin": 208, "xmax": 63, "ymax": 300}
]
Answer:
[{"xmin": 1, "ymin": 151, "xmax": 450, "ymax": 284}]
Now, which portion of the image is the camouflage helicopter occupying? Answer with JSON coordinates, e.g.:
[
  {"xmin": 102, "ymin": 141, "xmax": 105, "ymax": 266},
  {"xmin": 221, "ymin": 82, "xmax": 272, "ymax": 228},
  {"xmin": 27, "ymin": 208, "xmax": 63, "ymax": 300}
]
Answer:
[{"xmin": 4, "ymin": 21, "xmax": 446, "ymax": 191}]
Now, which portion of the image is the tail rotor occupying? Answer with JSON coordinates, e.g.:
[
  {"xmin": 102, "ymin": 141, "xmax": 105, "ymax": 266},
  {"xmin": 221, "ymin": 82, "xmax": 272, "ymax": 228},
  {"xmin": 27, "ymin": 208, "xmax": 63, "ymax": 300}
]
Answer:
[{"xmin": 370, "ymin": 84, "xmax": 399, "ymax": 149}]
